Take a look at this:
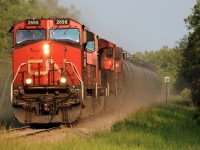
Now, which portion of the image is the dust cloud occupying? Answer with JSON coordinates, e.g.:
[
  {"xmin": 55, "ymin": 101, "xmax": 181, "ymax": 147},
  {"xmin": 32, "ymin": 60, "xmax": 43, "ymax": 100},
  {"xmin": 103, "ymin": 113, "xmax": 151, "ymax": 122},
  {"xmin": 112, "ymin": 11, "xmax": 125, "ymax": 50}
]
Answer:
[{"xmin": 77, "ymin": 90, "xmax": 162, "ymax": 131}]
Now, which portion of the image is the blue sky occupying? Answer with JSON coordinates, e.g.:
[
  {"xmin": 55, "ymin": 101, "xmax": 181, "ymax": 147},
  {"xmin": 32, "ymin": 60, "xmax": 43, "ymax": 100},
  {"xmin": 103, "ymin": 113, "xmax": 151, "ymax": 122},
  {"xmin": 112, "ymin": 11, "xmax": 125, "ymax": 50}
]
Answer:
[{"xmin": 59, "ymin": 0, "xmax": 196, "ymax": 53}]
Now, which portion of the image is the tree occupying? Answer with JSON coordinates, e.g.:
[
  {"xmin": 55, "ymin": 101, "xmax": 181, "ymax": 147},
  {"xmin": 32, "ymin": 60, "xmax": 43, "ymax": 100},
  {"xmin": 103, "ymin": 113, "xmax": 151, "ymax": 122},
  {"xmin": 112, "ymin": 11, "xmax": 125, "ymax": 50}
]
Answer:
[
  {"xmin": 181, "ymin": 0, "xmax": 200, "ymax": 105},
  {"xmin": 173, "ymin": 35, "xmax": 188, "ymax": 94}
]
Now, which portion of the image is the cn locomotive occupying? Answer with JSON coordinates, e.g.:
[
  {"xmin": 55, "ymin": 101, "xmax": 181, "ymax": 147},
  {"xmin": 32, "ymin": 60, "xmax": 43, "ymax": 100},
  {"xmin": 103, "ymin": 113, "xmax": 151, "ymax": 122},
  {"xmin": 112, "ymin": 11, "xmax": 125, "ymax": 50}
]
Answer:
[{"xmin": 9, "ymin": 18, "xmax": 161, "ymax": 124}]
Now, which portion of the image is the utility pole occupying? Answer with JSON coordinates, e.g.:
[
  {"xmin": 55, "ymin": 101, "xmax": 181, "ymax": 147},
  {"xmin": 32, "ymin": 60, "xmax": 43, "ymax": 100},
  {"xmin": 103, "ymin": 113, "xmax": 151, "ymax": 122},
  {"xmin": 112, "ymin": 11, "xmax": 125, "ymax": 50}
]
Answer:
[{"xmin": 165, "ymin": 77, "xmax": 170, "ymax": 104}]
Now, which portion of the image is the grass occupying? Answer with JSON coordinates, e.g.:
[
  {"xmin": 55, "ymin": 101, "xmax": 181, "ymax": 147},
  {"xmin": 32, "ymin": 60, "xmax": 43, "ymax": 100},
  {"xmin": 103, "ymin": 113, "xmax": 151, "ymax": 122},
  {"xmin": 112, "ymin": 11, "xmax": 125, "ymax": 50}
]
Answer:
[
  {"xmin": 109, "ymin": 103, "xmax": 200, "ymax": 150},
  {"xmin": 0, "ymin": 100, "xmax": 200, "ymax": 150}
]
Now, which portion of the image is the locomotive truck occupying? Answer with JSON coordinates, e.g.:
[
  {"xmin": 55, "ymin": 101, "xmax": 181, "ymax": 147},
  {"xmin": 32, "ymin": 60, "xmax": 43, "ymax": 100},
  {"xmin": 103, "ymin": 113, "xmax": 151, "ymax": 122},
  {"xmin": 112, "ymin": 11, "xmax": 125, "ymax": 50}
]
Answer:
[{"xmin": 9, "ymin": 18, "xmax": 161, "ymax": 124}]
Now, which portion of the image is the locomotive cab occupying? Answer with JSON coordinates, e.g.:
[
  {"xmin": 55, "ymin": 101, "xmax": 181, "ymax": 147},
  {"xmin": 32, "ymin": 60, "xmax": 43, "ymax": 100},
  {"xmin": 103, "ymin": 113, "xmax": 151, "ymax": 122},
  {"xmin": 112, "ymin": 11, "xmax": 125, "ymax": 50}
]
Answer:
[{"xmin": 98, "ymin": 39, "xmax": 123, "ymax": 94}]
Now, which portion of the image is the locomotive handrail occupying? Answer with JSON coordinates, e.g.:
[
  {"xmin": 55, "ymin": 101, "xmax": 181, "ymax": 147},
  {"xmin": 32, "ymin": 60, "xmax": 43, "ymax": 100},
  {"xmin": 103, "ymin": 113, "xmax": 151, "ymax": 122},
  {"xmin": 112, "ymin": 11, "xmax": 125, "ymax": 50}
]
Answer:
[
  {"xmin": 11, "ymin": 63, "xmax": 27, "ymax": 103},
  {"xmin": 11, "ymin": 62, "xmax": 84, "ymax": 103},
  {"xmin": 65, "ymin": 62, "xmax": 84, "ymax": 102}
]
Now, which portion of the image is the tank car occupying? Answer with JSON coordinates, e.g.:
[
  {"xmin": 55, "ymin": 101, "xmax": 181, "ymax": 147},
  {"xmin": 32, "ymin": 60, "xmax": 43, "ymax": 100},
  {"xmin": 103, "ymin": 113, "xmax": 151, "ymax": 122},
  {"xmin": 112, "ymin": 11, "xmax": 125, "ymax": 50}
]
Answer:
[{"xmin": 9, "ymin": 18, "xmax": 161, "ymax": 125}]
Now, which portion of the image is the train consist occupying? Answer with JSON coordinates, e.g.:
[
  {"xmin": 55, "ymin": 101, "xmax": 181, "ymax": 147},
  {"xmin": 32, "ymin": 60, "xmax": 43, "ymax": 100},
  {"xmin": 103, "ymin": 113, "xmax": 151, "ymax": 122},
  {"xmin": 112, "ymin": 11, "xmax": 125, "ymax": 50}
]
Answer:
[{"xmin": 9, "ymin": 18, "xmax": 161, "ymax": 124}]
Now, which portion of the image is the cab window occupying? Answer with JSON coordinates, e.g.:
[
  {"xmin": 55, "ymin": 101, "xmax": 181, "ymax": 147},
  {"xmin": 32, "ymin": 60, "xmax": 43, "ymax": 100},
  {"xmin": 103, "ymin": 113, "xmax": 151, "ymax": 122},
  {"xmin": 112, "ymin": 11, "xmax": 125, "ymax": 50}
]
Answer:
[
  {"xmin": 86, "ymin": 41, "xmax": 95, "ymax": 51},
  {"xmin": 115, "ymin": 50, "xmax": 121, "ymax": 60},
  {"xmin": 106, "ymin": 47, "xmax": 113, "ymax": 58},
  {"xmin": 16, "ymin": 29, "xmax": 45, "ymax": 44}
]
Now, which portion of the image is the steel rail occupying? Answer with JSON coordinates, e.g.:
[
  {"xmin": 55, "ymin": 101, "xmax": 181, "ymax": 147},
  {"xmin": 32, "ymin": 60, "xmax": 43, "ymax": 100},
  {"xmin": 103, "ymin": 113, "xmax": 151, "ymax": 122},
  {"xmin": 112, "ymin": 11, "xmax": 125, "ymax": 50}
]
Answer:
[
  {"xmin": 0, "ymin": 126, "xmax": 30, "ymax": 133},
  {"xmin": 16, "ymin": 126, "xmax": 62, "ymax": 138}
]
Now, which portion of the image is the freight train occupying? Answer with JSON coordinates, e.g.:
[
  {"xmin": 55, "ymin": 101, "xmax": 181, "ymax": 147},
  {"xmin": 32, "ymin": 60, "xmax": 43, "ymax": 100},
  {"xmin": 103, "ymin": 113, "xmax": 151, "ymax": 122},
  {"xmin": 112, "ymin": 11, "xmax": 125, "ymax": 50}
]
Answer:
[{"xmin": 9, "ymin": 18, "xmax": 161, "ymax": 124}]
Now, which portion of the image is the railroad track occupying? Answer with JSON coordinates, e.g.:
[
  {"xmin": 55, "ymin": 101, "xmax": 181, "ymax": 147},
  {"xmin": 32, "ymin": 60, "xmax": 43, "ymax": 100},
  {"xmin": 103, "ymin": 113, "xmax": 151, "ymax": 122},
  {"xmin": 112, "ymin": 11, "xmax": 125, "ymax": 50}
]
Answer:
[
  {"xmin": 0, "ymin": 121, "xmax": 79, "ymax": 140},
  {"xmin": 0, "ymin": 126, "xmax": 30, "ymax": 133},
  {"xmin": 18, "ymin": 126, "xmax": 62, "ymax": 138},
  {"xmin": 0, "ymin": 125, "xmax": 67, "ymax": 140}
]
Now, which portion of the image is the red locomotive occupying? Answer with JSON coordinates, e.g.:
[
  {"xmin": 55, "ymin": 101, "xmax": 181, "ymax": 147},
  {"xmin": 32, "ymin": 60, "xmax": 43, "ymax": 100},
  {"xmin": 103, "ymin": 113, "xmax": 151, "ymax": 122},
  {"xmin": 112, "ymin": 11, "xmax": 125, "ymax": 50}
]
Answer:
[{"xmin": 9, "ymin": 18, "xmax": 161, "ymax": 124}]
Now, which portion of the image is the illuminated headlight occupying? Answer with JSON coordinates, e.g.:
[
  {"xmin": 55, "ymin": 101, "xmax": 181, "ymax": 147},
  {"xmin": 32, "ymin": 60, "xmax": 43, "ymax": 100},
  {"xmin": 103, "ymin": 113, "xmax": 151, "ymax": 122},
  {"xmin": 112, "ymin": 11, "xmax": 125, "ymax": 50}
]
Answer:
[
  {"xmin": 43, "ymin": 44, "xmax": 50, "ymax": 55},
  {"xmin": 25, "ymin": 78, "xmax": 32, "ymax": 85},
  {"xmin": 60, "ymin": 77, "xmax": 67, "ymax": 84}
]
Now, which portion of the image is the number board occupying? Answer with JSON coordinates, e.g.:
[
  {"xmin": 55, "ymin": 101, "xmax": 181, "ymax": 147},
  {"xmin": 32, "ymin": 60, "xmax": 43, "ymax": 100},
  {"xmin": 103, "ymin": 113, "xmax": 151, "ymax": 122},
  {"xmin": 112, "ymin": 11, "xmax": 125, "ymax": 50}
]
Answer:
[
  {"xmin": 26, "ymin": 19, "xmax": 41, "ymax": 26},
  {"xmin": 54, "ymin": 19, "xmax": 69, "ymax": 25}
]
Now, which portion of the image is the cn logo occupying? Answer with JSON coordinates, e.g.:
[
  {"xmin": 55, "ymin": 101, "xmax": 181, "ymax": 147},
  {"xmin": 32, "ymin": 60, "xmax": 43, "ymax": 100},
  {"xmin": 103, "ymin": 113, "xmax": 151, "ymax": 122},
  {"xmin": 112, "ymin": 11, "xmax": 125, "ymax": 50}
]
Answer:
[
  {"xmin": 165, "ymin": 77, "xmax": 170, "ymax": 83},
  {"xmin": 27, "ymin": 59, "xmax": 61, "ymax": 75}
]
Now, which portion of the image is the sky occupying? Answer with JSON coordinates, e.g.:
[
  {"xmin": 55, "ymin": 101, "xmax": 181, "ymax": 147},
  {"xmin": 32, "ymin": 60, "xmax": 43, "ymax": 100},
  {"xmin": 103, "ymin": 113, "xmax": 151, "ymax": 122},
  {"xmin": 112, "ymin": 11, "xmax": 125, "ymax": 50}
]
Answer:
[{"xmin": 59, "ymin": 0, "xmax": 196, "ymax": 53}]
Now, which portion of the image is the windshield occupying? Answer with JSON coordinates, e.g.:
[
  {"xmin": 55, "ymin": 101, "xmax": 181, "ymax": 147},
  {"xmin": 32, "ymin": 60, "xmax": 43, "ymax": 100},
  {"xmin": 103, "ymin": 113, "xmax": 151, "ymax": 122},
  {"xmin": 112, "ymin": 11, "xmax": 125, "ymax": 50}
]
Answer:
[
  {"xmin": 50, "ymin": 28, "xmax": 80, "ymax": 42},
  {"xmin": 16, "ymin": 29, "xmax": 45, "ymax": 44}
]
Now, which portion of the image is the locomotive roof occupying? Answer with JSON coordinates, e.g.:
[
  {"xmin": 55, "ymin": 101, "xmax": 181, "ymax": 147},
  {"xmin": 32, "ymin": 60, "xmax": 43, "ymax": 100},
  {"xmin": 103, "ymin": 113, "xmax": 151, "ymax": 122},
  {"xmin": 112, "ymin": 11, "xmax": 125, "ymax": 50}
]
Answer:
[{"xmin": 9, "ymin": 17, "xmax": 86, "ymax": 33}]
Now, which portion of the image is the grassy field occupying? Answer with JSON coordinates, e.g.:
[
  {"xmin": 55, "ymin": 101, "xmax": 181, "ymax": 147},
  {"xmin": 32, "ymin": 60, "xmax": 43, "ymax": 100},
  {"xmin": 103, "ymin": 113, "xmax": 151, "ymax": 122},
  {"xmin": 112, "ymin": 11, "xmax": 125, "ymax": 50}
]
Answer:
[{"xmin": 0, "ymin": 100, "xmax": 200, "ymax": 150}]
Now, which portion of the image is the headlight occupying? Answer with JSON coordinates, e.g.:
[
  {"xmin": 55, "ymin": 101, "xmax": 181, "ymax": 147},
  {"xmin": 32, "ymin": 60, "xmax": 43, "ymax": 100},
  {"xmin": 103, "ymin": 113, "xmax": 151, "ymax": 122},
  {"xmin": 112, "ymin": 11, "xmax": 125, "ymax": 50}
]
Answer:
[
  {"xmin": 43, "ymin": 44, "xmax": 50, "ymax": 55},
  {"xmin": 25, "ymin": 78, "xmax": 32, "ymax": 85},
  {"xmin": 60, "ymin": 77, "xmax": 67, "ymax": 84}
]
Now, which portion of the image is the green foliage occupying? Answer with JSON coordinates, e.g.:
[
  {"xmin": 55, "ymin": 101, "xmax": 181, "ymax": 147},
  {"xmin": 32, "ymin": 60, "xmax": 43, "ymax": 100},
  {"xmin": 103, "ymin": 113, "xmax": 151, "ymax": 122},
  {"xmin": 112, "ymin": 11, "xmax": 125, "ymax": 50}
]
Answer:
[
  {"xmin": 134, "ymin": 46, "xmax": 183, "ymax": 93},
  {"xmin": 185, "ymin": 0, "xmax": 200, "ymax": 31},
  {"xmin": 181, "ymin": 0, "xmax": 200, "ymax": 105},
  {"xmin": 180, "ymin": 88, "xmax": 191, "ymax": 101}
]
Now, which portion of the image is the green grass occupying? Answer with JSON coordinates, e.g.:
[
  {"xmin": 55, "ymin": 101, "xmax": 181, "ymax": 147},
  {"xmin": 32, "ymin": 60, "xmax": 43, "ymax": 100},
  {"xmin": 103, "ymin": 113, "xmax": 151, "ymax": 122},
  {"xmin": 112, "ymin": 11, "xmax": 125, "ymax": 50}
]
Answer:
[
  {"xmin": 108, "ymin": 103, "xmax": 200, "ymax": 150},
  {"xmin": 0, "ymin": 100, "xmax": 200, "ymax": 150}
]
